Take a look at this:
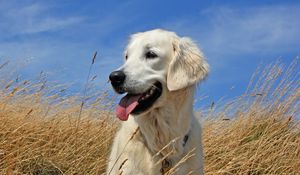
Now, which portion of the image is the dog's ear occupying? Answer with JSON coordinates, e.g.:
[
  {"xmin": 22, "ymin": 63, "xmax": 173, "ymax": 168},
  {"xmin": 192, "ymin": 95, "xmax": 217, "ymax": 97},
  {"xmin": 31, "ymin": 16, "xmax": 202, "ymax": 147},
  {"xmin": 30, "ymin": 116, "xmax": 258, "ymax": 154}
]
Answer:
[{"xmin": 167, "ymin": 37, "xmax": 209, "ymax": 91}]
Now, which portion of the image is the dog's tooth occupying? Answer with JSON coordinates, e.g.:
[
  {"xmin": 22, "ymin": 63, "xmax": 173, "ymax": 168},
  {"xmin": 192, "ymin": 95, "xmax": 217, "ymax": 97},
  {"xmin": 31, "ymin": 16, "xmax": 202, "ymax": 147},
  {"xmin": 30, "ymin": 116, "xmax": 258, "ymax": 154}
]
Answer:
[{"xmin": 149, "ymin": 89, "xmax": 154, "ymax": 95}]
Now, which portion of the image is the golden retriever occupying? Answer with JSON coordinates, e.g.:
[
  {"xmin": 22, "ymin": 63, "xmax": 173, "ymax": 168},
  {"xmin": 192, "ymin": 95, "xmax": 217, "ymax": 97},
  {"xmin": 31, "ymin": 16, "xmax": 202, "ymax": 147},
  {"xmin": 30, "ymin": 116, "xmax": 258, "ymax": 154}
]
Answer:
[{"xmin": 106, "ymin": 29, "xmax": 209, "ymax": 175}]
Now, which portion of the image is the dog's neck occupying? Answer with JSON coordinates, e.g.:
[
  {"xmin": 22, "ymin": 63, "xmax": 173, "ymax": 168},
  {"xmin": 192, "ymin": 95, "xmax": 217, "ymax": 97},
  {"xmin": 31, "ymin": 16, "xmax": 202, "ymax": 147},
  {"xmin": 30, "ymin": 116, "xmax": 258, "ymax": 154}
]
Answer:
[{"xmin": 134, "ymin": 86, "xmax": 195, "ymax": 158}]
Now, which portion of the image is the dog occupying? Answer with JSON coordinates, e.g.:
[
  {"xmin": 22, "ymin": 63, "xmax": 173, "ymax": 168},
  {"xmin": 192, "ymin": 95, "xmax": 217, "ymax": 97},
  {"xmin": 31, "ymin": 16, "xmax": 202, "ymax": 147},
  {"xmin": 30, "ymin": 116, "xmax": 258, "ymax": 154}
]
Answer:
[{"xmin": 106, "ymin": 29, "xmax": 209, "ymax": 175}]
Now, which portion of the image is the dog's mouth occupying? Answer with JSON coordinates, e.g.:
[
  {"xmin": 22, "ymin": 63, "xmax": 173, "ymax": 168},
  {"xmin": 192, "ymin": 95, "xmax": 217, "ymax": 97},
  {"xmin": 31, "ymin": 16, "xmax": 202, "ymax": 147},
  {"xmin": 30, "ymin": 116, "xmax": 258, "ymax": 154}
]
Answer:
[{"xmin": 116, "ymin": 82, "xmax": 162, "ymax": 121}]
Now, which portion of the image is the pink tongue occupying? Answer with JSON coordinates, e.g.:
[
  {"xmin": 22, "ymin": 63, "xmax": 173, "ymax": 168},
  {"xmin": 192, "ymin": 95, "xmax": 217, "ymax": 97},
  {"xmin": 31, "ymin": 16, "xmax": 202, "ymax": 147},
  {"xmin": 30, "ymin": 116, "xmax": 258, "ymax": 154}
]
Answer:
[{"xmin": 116, "ymin": 94, "xmax": 141, "ymax": 121}]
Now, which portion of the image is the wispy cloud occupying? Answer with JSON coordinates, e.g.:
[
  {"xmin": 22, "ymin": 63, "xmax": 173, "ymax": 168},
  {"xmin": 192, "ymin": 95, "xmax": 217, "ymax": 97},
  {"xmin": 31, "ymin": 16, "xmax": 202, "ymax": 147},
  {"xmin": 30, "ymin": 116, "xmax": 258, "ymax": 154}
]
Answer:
[
  {"xmin": 0, "ymin": 0, "xmax": 136, "ymax": 89},
  {"xmin": 0, "ymin": 1, "xmax": 84, "ymax": 36},
  {"xmin": 164, "ymin": 4, "xmax": 300, "ymax": 57},
  {"xmin": 204, "ymin": 5, "xmax": 300, "ymax": 55}
]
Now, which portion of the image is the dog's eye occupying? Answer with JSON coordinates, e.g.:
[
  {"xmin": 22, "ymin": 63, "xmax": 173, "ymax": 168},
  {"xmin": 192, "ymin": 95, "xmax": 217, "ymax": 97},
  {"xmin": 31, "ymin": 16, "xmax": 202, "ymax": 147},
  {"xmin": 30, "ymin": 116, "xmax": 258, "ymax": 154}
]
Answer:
[
  {"xmin": 125, "ymin": 54, "xmax": 128, "ymax": 60},
  {"xmin": 145, "ymin": 51, "xmax": 157, "ymax": 59}
]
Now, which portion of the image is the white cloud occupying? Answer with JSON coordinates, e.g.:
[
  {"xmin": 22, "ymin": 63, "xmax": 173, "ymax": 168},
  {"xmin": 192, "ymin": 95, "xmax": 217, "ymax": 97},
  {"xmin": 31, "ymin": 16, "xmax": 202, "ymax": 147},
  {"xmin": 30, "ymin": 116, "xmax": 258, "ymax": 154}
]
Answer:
[
  {"xmin": 0, "ymin": 1, "xmax": 84, "ymax": 36},
  {"xmin": 0, "ymin": 1, "xmax": 138, "ymax": 86},
  {"xmin": 206, "ymin": 6, "xmax": 300, "ymax": 54},
  {"xmin": 164, "ymin": 5, "xmax": 300, "ymax": 57}
]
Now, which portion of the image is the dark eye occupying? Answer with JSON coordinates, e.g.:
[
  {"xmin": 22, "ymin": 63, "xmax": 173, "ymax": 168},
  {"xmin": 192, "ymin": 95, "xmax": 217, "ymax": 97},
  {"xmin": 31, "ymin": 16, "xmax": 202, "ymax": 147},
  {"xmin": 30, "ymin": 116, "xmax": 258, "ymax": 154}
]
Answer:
[
  {"xmin": 145, "ymin": 51, "xmax": 157, "ymax": 59},
  {"xmin": 125, "ymin": 54, "xmax": 128, "ymax": 60}
]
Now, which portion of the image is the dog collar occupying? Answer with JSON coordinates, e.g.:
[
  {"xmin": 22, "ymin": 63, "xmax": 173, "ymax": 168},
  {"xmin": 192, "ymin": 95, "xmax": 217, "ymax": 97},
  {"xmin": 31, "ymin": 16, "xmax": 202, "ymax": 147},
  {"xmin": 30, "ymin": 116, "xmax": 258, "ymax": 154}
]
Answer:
[
  {"xmin": 183, "ymin": 130, "xmax": 190, "ymax": 147},
  {"xmin": 160, "ymin": 159, "xmax": 172, "ymax": 174},
  {"xmin": 160, "ymin": 131, "xmax": 190, "ymax": 174}
]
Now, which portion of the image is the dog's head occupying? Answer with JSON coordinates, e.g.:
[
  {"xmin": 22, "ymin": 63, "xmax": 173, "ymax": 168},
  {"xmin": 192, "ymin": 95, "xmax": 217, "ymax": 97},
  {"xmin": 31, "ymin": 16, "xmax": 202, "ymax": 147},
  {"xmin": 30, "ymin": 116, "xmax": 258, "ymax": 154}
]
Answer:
[{"xmin": 109, "ymin": 29, "xmax": 209, "ymax": 121}]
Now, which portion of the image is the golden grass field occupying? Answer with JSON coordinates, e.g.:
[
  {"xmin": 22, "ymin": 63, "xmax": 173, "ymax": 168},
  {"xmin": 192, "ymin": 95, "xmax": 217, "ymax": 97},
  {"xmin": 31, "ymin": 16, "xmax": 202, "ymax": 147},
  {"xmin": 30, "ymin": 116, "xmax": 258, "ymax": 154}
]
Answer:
[{"xmin": 0, "ymin": 59, "xmax": 299, "ymax": 175}]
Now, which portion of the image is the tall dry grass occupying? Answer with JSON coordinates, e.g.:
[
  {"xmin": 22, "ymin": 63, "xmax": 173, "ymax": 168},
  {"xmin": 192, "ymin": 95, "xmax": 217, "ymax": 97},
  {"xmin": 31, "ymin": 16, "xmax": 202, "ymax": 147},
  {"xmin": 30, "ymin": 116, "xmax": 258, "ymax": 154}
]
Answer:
[
  {"xmin": 0, "ymin": 58, "xmax": 299, "ymax": 175},
  {"xmin": 0, "ymin": 85, "xmax": 118, "ymax": 174},
  {"xmin": 203, "ymin": 59, "xmax": 300, "ymax": 174}
]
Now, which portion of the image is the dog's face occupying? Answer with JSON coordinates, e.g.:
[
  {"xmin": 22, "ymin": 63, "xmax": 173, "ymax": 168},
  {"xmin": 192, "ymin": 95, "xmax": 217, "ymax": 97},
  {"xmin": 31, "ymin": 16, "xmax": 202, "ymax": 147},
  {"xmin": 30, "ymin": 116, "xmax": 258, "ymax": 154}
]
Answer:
[{"xmin": 109, "ymin": 29, "xmax": 209, "ymax": 121}]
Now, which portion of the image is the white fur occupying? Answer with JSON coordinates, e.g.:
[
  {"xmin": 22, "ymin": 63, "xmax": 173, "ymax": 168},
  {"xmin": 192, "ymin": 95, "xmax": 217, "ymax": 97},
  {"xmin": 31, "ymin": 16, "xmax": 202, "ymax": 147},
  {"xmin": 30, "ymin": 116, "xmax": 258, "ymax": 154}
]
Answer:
[{"xmin": 106, "ymin": 29, "xmax": 209, "ymax": 175}]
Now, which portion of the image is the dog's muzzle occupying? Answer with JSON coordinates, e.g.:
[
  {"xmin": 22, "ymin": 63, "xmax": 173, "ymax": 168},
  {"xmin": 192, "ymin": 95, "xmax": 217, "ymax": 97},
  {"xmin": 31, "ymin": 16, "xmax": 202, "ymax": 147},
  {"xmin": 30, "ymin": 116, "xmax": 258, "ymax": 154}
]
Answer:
[{"xmin": 109, "ymin": 70, "xmax": 126, "ymax": 94}]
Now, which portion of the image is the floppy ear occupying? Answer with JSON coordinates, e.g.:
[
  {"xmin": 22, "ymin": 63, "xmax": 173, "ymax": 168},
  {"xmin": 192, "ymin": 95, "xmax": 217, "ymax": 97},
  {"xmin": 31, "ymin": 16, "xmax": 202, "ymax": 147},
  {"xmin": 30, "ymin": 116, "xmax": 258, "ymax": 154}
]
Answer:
[{"xmin": 167, "ymin": 37, "xmax": 209, "ymax": 91}]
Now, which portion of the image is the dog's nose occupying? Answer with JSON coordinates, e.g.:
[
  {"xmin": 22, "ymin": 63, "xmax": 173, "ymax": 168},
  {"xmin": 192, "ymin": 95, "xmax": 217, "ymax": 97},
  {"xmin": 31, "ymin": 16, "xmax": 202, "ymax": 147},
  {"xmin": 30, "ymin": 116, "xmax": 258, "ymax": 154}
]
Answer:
[{"xmin": 109, "ymin": 71, "xmax": 126, "ymax": 86}]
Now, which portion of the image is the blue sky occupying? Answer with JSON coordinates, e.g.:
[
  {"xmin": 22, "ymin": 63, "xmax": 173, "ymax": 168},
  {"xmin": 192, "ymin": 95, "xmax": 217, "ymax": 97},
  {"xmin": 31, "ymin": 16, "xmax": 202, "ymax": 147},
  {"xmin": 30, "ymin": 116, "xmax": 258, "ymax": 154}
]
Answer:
[{"xmin": 0, "ymin": 0, "xmax": 299, "ymax": 108}]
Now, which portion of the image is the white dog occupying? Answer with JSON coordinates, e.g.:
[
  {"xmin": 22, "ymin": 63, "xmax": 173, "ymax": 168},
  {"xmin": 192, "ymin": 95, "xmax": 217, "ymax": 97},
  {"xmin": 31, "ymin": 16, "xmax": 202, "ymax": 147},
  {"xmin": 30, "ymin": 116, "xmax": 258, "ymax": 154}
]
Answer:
[{"xmin": 106, "ymin": 29, "xmax": 209, "ymax": 175}]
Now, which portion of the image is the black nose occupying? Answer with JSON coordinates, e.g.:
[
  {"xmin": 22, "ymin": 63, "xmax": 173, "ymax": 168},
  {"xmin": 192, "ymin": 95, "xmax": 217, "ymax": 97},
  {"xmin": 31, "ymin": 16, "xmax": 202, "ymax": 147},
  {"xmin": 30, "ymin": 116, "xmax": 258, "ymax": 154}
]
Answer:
[{"xmin": 109, "ymin": 71, "xmax": 126, "ymax": 86}]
